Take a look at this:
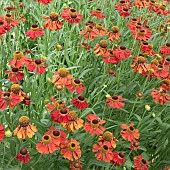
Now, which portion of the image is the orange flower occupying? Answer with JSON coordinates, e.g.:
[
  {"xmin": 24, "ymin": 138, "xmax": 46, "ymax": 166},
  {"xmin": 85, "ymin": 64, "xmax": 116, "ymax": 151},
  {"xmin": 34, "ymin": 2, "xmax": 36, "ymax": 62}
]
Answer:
[
  {"xmin": 46, "ymin": 126, "xmax": 66, "ymax": 145},
  {"xmin": 151, "ymin": 88, "xmax": 170, "ymax": 104},
  {"xmin": 113, "ymin": 46, "xmax": 131, "ymax": 59},
  {"xmin": 79, "ymin": 25, "xmax": 99, "ymax": 40},
  {"xmin": 130, "ymin": 55, "xmax": 150, "ymax": 74},
  {"xmin": 51, "ymin": 68, "xmax": 73, "ymax": 86},
  {"xmin": 43, "ymin": 12, "xmax": 64, "ymax": 31},
  {"xmin": 36, "ymin": 134, "xmax": 59, "ymax": 154},
  {"xmin": 160, "ymin": 42, "xmax": 170, "ymax": 55},
  {"xmin": 96, "ymin": 23, "xmax": 107, "ymax": 36},
  {"xmin": 134, "ymin": 155, "xmax": 150, "ymax": 170},
  {"xmin": 140, "ymin": 42, "xmax": 156, "ymax": 56},
  {"xmin": 8, "ymin": 51, "xmax": 31, "ymax": 69},
  {"xmin": 62, "ymin": 111, "xmax": 84, "ymax": 132},
  {"xmin": 94, "ymin": 40, "xmax": 108, "ymax": 56},
  {"xmin": 98, "ymin": 131, "xmax": 118, "ymax": 149},
  {"xmin": 14, "ymin": 116, "xmax": 37, "ymax": 139},
  {"xmin": 46, "ymin": 96, "xmax": 65, "ymax": 112},
  {"xmin": 120, "ymin": 123, "xmax": 140, "ymax": 142},
  {"xmin": 60, "ymin": 138, "xmax": 81, "ymax": 161},
  {"xmin": 107, "ymin": 26, "xmax": 121, "ymax": 42},
  {"xmin": 92, "ymin": 141, "xmax": 113, "ymax": 162},
  {"xmin": 84, "ymin": 114, "xmax": 106, "ymax": 136}
]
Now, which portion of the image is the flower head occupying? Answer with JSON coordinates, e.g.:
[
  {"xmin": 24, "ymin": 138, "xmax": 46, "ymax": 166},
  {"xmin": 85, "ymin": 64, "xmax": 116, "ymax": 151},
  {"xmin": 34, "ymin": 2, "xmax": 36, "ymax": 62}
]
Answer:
[
  {"xmin": 71, "ymin": 96, "xmax": 89, "ymax": 110},
  {"xmin": 51, "ymin": 68, "xmax": 73, "ymax": 86},
  {"xmin": 92, "ymin": 141, "xmax": 113, "ymax": 162},
  {"xmin": 70, "ymin": 160, "xmax": 83, "ymax": 170},
  {"xmin": 61, "ymin": 8, "xmax": 83, "ymax": 24},
  {"xmin": 111, "ymin": 152, "xmax": 126, "ymax": 166},
  {"xmin": 26, "ymin": 24, "xmax": 44, "ymax": 39},
  {"xmin": 43, "ymin": 12, "xmax": 64, "ymax": 31},
  {"xmin": 14, "ymin": 116, "xmax": 37, "ymax": 139},
  {"xmin": 106, "ymin": 95, "xmax": 125, "ymax": 109},
  {"xmin": 60, "ymin": 138, "xmax": 81, "ymax": 161},
  {"xmin": 5, "ymin": 68, "xmax": 24, "ymax": 82},
  {"xmin": 27, "ymin": 58, "xmax": 47, "ymax": 74},
  {"xmin": 62, "ymin": 111, "xmax": 84, "ymax": 132},
  {"xmin": 84, "ymin": 114, "xmax": 106, "ymax": 136},
  {"xmin": 134, "ymin": 155, "xmax": 150, "ymax": 170},
  {"xmin": 51, "ymin": 108, "xmax": 71, "ymax": 123},
  {"xmin": 66, "ymin": 79, "xmax": 86, "ymax": 94},
  {"xmin": 36, "ymin": 134, "xmax": 59, "ymax": 154},
  {"xmin": 16, "ymin": 149, "xmax": 30, "ymax": 163},
  {"xmin": 120, "ymin": 123, "xmax": 140, "ymax": 142},
  {"xmin": 90, "ymin": 9, "xmax": 106, "ymax": 19}
]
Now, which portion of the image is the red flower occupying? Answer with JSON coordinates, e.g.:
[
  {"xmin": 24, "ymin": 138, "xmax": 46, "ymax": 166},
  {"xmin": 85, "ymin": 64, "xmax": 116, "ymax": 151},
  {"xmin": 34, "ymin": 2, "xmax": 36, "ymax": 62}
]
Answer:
[
  {"xmin": 47, "ymin": 126, "xmax": 66, "ymax": 145},
  {"xmin": 113, "ymin": 46, "xmax": 131, "ymax": 59},
  {"xmin": 90, "ymin": 9, "xmax": 106, "ymax": 19},
  {"xmin": 106, "ymin": 95, "xmax": 125, "ymax": 109},
  {"xmin": 60, "ymin": 138, "xmax": 81, "ymax": 161},
  {"xmin": 160, "ymin": 43, "xmax": 170, "ymax": 55},
  {"xmin": 51, "ymin": 68, "xmax": 73, "ymax": 86},
  {"xmin": 133, "ymin": 0, "xmax": 148, "ymax": 8},
  {"xmin": 8, "ymin": 51, "xmax": 31, "ymax": 69},
  {"xmin": 51, "ymin": 108, "xmax": 71, "ymax": 123},
  {"xmin": 5, "ymin": 68, "xmax": 24, "ymax": 82},
  {"xmin": 61, "ymin": 8, "xmax": 83, "ymax": 24},
  {"xmin": 36, "ymin": 134, "xmax": 60, "ymax": 154},
  {"xmin": 70, "ymin": 160, "xmax": 83, "ymax": 170},
  {"xmin": 120, "ymin": 123, "xmax": 140, "ymax": 142},
  {"xmin": 66, "ymin": 79, "xmax": 86, "ymax": 94},
  {"xmin": 71, "ymin": 96, "xmax": 89, "ymax": 110},
  {"xmin": 134, "ymin": 155, "xmax": 150, "ymax": 170},
  {"xmin": 46, "ymin": 96, "xmax": 65, "ymax": 112},
  {"xmin": 16, "ymin": 149, "xmax": 30, "ymax": 164},
  {"xmin": 102, "ymin": 49, "xmax": 121, "ymax": 64},
  {"xmin": 84, "ymin": 114, "xmax": 106, "ymax": 136},
  {"xmin": 79, "ymin": 25, "xmax": 99, "ymax": 40},
  {"xmin": 27, "ymin": 59, "xmax": 47, "ymax": 74},
  {"xmin": 0, "ymin": 91, "xmax": 21, "ymax": 110},
  {"xmin": 26, "ymin": 24, "xmax": 44, "ymax": 39},
  {"xmin": 140, "ymin": 42, "xmax": 156, "ymax": 56},
  {"xmin": 1, "ymin": 14, "xmax": 19, "ymax": 30},
  {"xmin": 111, "ymin": 152, "xmax": 126, "ymax": 166},
  {"xmin": 154, "ymin": 4, "xmax": 169, "ymax": 16},
  {"xmin": 0, "ymin": 125, "xmax": 5, "ymax": 142},
  {"xmin": 0, "ymin": 20, "xmax": 7, "ymax": 35},
  {"xmin": 43, "ymin": 12, "xmax": 64, "ymax": 31},
  {"xmin": 114, "ymin": 1, "xmax": 131, "ymax": 11},
  {"xmin": 151, "ymin": 88, "xmax": 170, "ymax": 104},
  {"xmin": 132, "ymin": 27, "xmax": 152, "ymax": 41},
  {"xmin": 151, "ymin": 64, "xmax": 169, "ymax": 79},
  {"xmin": 37, "ymin": 0, "xmax": 53, "ymax": 5},
  {"xmin": 119, "ymin": 8, "xmax": 131, "ymax": 17},
  {"xmin": 92, "ymin": 141, "xmax": 113, "ymax": 162}
]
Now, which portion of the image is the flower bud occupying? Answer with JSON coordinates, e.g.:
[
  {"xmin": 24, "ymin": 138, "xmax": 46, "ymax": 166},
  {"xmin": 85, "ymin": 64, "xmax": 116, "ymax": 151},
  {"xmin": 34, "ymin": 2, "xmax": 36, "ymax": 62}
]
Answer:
[
  {"xmin": 5, "ymin": 129, "xmax": 12, "ymax": 137},
  {"xmin": 145, "ymin": 105, "xmax": 150, "ymax": 111}
]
